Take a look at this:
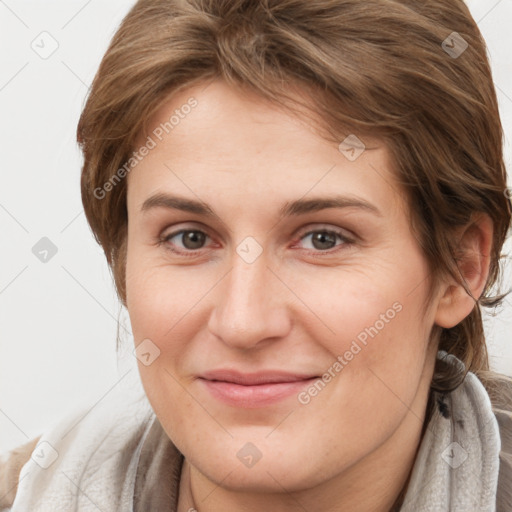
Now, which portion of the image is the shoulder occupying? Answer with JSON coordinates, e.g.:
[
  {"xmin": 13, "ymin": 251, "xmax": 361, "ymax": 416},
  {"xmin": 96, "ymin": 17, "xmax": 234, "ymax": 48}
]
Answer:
[
  {"xmin": 1, "ymin": 383, "xmax": 155, "ymax": 511},
  {"xmin": 480, "ymin": 371, "xmax": 512, "ymax": 512}
]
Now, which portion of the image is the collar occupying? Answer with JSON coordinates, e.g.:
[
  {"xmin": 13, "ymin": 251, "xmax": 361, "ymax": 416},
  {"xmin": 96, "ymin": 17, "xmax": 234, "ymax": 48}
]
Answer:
[{"xmin": 133, "ymin": 414, "xmax": 183, "ymax": 511}]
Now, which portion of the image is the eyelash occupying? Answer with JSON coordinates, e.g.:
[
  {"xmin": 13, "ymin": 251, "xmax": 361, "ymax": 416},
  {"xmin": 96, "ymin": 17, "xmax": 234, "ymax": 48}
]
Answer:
[{"xmin": 157, "ymin": 226, "xmax": 355, "ymax": 258}]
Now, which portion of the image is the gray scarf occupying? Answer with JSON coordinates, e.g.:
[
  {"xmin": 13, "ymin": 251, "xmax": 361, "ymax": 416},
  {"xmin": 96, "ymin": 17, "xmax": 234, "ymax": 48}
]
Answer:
[{"xmin": 399, "ymin": 354, "xmax": 501, "ymax": 511}]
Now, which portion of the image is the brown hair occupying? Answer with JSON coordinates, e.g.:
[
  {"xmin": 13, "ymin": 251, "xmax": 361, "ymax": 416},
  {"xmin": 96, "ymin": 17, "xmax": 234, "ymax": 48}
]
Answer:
[{"xmin": 77, "ymin": 0, "xmax": 511, "ymax": 394}]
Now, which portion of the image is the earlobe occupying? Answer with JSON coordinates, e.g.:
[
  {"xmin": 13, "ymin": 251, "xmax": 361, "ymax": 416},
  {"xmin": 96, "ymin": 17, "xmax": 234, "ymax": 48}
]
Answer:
[{"xmin": 434, "ymin": 213, "xmax": 493, "ymax": 329}]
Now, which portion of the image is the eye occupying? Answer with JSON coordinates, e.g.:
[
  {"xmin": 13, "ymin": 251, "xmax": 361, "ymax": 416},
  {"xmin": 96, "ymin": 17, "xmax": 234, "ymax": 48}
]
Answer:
[
  {"xmin": 160, "ymin": 229, "xmax": 212, "ymax": 254},
  {"xmin": 295, "ymin": 228, "xmax": 354, "ymax": 253},
  {"xmin": 158, "ymin": 225, "xmax": 355, "ymax": 257}
]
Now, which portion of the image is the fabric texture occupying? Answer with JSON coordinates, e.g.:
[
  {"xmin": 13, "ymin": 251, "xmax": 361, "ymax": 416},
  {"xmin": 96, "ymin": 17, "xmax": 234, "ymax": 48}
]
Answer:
[
  {"xmin": 1, "ymin": 352, "xmax": 511, "ymax": 511},
  {"xmin": 399, "ymin": 356, "xmax": 501, "ymax": 511},
  {"xmin": 6, "ymin": 385, "xmax": 155, "ymax": 512}
]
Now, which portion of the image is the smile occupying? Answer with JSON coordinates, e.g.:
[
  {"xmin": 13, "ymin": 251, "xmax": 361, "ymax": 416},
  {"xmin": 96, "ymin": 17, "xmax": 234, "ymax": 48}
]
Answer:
[{"xmin": 198, "ymin": 371, "xmax": 319, "ymax": 408}]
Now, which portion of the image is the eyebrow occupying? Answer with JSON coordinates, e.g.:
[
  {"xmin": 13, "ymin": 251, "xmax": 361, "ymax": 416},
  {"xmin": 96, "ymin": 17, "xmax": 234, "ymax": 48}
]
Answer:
[{"xmin": 140, "ymin": 192, "xmax": 382, "ymax": 218}]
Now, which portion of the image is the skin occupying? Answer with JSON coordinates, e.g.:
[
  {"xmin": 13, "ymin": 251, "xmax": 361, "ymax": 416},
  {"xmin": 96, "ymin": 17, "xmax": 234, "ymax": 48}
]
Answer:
[{"xmin": 124, "ymin": 78, "xmax": 493, "ymax": 512}]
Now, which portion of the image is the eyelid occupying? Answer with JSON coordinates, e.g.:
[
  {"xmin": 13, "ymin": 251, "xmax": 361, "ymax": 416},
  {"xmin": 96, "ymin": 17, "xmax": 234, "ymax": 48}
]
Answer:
[
  {"xmin": 160, "ymin": 222, "xmax": 216, "ymax": 244},
  {"xmin": 294, "ymin": 223, "xmax": 354, "ymax": 239}
]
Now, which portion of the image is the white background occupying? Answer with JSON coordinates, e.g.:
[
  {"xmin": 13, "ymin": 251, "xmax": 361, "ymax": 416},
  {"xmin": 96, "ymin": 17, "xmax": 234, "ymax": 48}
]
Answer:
[{"xmin": 0, "ymin": 0, "xmax": 511, "ymax": 454}]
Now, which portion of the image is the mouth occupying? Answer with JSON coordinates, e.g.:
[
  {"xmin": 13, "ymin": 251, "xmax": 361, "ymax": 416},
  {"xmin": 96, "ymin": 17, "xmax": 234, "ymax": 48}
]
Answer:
[{"xmin": 198, "ymin": 370, "xmax": 319, "ymax": 408}]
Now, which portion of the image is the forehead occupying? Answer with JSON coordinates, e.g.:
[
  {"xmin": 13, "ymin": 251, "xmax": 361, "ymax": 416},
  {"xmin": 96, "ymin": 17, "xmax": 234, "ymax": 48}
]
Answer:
[
  {"xmin": 135, "ymin": 78, "xmax": 385, "ymax": 158},
  {"xmin": 127, "ymin": 80, "xmax": 405, "ymax": 219}
]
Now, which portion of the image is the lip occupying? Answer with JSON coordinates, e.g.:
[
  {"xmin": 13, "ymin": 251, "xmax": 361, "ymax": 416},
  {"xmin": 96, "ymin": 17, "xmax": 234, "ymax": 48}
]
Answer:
[{"xmin": 198, "ymin": 370, "xmax": 319, "ymax": 408}]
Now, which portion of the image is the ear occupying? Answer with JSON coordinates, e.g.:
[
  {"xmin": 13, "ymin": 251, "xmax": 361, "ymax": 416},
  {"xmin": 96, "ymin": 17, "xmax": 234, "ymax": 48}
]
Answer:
[{"xmin": 434, "ymin": 213, "xmax": 493, "ymax": 329}]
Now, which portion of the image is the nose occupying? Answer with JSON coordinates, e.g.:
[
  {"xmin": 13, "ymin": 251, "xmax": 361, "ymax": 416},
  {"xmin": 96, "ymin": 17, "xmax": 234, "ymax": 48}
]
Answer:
[{"xmin": 207, "ymin": 250, "xmax": 292, "ymax": 350}]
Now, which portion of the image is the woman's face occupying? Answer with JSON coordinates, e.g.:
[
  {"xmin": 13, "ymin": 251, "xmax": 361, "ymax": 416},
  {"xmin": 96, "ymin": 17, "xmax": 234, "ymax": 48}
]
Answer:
[{"xmin": 125, "ymin": 79, "xmax": 441, "ymax": 495}]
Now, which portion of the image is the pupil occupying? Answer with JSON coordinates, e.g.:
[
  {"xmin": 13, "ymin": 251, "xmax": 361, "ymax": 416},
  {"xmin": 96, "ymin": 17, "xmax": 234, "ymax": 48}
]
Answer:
[
  {"xmin": 313, "ymin": 232, "xmax": 335, "ymax": 250},
  {"xmin": 183, "ymin": 231, "xmax": 205, "ymax": 249}
]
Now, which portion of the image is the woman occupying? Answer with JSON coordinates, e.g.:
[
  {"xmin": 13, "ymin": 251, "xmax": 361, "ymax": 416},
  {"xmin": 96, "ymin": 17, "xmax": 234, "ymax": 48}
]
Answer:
[{"xmin": 1, "ymin": 0, "xmax": 511, "ymax": 510}]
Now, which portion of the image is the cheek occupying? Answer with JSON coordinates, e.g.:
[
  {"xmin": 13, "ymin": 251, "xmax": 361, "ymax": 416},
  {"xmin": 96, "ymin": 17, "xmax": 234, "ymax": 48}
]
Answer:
[
  {"xmin": 125, "ymin": 243, "xmax": 206, "ymax": 337},
  {"xmin": 125, "ymin": 261, "xmax": 198, "ymax": 427},
  {"xmin": 125, "ymin": 259, "xmax": 219, "ymax": 400},
  {"xmin": 301, "ymin": 270, "xmax": 417, "ymax": 351},
  {"xmin": 303, "ymin": 266, "xmax": 432, "ymax": 404}
]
